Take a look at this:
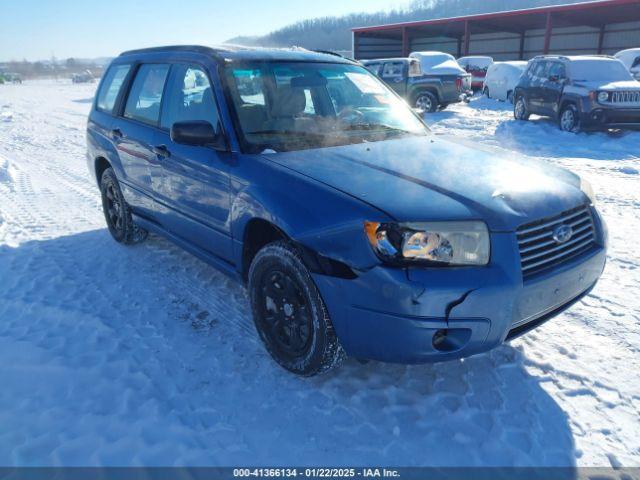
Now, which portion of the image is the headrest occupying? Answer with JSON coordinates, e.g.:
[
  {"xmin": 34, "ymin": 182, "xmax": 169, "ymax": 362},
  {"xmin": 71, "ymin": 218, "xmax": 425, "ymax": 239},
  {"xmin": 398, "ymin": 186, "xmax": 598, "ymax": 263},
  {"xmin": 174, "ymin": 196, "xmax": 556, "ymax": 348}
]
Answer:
[
  {"xmin": 200, "ymin": 87, "xmax": 215, "ymax": 107},
  {"xmin": 271, "ymin": 87, "xmax": 306, "ymax": 117}
]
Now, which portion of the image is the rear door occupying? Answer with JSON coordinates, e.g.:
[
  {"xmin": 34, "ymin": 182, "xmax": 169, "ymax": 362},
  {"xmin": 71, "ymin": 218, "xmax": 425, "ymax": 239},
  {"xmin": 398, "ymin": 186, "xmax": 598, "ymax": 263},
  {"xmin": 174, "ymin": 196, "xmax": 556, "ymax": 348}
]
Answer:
[
  {"xmin": 527, "ymin": 60, "xmax": 548, "ymax": 113},
  {"xmin": 89, "ymin": 63, "xmax": 132, "ymax": 166},
  {"xmin": 154, "ymin": 63, "xmax": 233, "ymax": 262},
  {"xmin": 381, "ymin": 61, "xmax": 407, "ymax": 96},
  {"xmin": 112, "ymin": 63, "xmax": 170, "ymax": 218}
]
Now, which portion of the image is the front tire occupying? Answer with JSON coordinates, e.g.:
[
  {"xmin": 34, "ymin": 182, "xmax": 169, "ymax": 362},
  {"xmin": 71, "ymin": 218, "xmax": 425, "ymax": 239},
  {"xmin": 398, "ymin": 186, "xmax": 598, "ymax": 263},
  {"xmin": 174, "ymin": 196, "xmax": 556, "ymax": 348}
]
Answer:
[
  {"xmin": 507, "ymin": 91, "xmax": 514, "ymax": 104},
  {"xmin": 248, "ymin": 241, "xmax": 345, "ymax": 376},
  {"xmin": 514, "ymin": 95, "xmax": 530, "ymax": 121},
  {"xmin": 559, "ymin": 104, "xmax": 581, "ymax": 133},
  {"xmin": 100, "ymin": 168, "xmax": 148, "ymax": 244},
  {"xmin": 414, "ymin": 91, "xmax": 438, "ymax": 113}
]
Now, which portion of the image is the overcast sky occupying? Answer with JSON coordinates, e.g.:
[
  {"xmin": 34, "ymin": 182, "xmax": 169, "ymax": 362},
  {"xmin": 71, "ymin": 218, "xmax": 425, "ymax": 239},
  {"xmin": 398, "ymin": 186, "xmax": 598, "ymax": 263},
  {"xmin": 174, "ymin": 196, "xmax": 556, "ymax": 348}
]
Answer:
[{"xmin": 0, "ymin": 0, "xmax": 409, "ymax": 61}]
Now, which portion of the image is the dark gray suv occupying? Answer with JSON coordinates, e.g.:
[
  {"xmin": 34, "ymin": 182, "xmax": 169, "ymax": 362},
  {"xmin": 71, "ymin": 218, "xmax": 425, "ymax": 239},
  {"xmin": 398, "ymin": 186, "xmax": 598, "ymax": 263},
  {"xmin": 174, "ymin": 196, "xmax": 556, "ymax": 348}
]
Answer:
[
  {"xmin": 362, "ymin": 54, "xmax": 472, "ymax": 112},
  {"xmin": 513, "ymin": 55, "xmax": 640, "ymax": 132}
]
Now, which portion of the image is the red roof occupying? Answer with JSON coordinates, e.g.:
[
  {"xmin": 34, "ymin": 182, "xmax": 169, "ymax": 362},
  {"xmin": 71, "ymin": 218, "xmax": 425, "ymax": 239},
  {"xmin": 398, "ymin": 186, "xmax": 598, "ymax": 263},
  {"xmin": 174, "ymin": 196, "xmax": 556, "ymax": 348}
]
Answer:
[{"xmin": 352, "ymin": 0, "xmax": 640, "ymax": 35}]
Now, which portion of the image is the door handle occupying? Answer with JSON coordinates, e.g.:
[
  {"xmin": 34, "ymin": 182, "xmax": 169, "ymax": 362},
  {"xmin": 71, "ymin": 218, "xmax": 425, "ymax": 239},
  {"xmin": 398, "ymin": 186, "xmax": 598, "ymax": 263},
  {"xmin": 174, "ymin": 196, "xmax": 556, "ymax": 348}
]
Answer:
[
  {"xmin": 111, "ymin": 128, "xmax": 123, "ymax": 139},
  {"xmin": 153, "ymin": 145, "xmax": 171, "ymax": 158}
]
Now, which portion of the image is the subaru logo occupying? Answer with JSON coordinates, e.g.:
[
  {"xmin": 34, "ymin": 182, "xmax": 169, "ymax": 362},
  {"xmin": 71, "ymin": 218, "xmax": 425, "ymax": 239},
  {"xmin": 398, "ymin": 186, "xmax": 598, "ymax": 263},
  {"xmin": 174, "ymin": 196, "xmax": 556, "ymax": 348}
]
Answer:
[{"xmin": 553, "ymin": 224, "xmax": 573, "ymax": 244}]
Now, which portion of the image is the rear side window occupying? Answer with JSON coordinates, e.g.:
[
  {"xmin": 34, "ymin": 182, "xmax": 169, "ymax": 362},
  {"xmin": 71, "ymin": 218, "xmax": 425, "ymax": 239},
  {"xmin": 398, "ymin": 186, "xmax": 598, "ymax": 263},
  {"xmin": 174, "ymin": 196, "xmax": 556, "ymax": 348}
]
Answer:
[
  {"xmin": 161, "ymin": 65, "xmax": 221, "ymax": 130},
  {"xmin": 364, "ymin": 63, "xmax": 382, "ymax": 76},
  {"xmin": 531, "ymin": 61, "xmax": 547, "ymax": 80},
  {"xmin": 382, "ymin": 62, "xmax": 404, "ymax": 80},
  {"xmin": 96, "ymin": 64, "xmax": 131, "ymax": 113},
  {"xmin": 124, "ymin": 64, "xmax": 170, "ymax": 125}
]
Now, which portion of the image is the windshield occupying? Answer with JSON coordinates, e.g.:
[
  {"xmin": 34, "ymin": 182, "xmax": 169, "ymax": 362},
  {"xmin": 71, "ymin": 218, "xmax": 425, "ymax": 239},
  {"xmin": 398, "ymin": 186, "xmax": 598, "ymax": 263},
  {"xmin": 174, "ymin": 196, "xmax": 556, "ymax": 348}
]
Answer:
[
  {"xmin": 223, "ymin": 61, "xmax": 429, "ymax": 153},
  {"xmin": 570, "ymin": 59, "xmax": 633, "ymax": 82}
]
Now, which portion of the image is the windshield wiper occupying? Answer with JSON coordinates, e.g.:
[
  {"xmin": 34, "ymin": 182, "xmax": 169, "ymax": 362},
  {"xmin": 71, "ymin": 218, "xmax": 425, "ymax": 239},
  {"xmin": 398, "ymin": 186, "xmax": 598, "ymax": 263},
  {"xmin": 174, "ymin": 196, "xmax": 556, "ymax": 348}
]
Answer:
[
  {"xmin": 342, "ymin": 123, "xmax": 416, "ymax": 135},
  {"xmin": 247, "ymin": 130, "xmax": 330, "ymax": 139}
]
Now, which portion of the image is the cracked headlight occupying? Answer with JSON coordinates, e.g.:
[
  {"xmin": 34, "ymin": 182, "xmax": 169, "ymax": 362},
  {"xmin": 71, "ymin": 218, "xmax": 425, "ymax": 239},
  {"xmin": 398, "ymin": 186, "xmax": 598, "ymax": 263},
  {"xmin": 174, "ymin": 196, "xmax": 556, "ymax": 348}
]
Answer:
[
  {"xmin": 365, "ymin": 221, "xmax": 490, "ymax": 266},
  {"xmin": 580, "ymin": 177, "xmax": 596, "ymax": 205}
]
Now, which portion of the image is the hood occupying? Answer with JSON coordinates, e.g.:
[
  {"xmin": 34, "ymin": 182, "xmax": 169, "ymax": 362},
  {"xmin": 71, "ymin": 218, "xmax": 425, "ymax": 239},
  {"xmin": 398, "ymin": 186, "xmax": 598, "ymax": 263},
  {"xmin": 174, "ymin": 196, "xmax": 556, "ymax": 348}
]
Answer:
[
  {"xmin": 262, "ymin": 136, "xmax": 586, "ymax": 232},
  {"xmin": 574, "ymin": 79, "xmax": 640, "ymax": 91}
]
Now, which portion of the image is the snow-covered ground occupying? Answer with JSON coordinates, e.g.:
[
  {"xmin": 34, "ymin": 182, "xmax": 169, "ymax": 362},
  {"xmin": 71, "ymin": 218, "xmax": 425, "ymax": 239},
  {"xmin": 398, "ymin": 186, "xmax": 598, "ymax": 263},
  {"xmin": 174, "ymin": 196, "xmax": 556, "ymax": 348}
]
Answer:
[{"xmin": 0, "ymin": 80, "xmax": 638, "ymax": 467}]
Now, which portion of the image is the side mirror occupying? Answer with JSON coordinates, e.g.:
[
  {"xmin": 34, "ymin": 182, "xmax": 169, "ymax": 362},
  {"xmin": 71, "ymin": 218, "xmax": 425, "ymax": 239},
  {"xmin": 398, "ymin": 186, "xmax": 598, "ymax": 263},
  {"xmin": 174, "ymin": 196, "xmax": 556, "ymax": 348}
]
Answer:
[{"xmin": 170, "ymin": 120, "xmax": 228, "ymax": 151}]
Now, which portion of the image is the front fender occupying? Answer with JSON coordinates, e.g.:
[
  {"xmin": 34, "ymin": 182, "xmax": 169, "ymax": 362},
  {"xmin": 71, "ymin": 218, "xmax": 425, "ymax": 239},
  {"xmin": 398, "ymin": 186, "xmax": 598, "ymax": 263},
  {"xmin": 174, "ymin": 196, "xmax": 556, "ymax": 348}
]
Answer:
[{"xmin": 229, "ymin": 157, "xmax": 391, "ymax": 272}]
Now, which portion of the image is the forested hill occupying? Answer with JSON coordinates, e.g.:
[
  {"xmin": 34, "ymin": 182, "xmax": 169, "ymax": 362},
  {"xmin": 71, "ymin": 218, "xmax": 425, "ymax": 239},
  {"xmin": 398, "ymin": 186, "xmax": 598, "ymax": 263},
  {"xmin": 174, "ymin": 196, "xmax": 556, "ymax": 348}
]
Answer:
[{"xmin": 227, "ymin": 0, "xmax": 588, "ymax": 51}]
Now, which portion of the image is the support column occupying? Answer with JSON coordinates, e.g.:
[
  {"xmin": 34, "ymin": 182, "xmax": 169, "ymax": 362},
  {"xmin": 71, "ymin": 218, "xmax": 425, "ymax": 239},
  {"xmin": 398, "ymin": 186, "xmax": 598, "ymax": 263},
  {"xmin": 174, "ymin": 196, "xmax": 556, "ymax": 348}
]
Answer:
[
  {"xmin": 543, "ymin": 13, "xmax": 553, "ymax": 54},
  {"xmin": 519, "ymin": 31, "xmax": 526, "ymax": 60},
  {"xmin": 597, "ymin": 24, "xmax": 605, "ymax": 54},
  {"xmin": 353, "ymin": 32, "xmax": 359, "ymax": 60},
  {"xmin": 463, "ymin": 20, "xmax": 470, "ymax": 56},
  {"xmin": 457, "ymin": 36, "xmax": 462, "ymax": 58},
  {"xmin": 402, "ymin": 28, "xmax": 410, "ymax": 57}
]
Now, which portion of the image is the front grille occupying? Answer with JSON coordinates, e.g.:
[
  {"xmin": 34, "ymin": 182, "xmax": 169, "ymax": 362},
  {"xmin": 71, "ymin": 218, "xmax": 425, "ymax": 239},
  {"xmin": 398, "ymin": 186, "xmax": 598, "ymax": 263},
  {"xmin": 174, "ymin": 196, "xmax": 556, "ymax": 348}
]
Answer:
[
  {"xmin": 517, "ymin": 205, "xmax": 597, "ymax": 279},
  {"xmin": 608, "ymin": 91, "xmax": 640, "ymax": 105}
]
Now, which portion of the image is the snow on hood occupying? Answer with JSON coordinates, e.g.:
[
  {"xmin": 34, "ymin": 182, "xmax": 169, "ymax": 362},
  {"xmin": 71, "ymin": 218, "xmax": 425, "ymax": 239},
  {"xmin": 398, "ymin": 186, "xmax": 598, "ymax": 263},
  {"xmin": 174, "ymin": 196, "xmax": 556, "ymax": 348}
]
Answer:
[
  {"xmin": 410, "ymin": 52, "xmax": 467, "ymax": 76},
  {"xmin": 574, "ymin": 80, "xmax": 640, "ymax": 91}
]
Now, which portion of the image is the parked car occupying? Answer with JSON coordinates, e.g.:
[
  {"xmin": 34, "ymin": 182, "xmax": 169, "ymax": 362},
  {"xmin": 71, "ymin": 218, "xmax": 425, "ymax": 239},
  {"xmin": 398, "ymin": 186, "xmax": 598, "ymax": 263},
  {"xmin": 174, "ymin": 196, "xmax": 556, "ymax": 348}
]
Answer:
[
  {"xmin": 483, "ymin": 61, "xmax": 527, "ymax": 102},
  {"xmin": 88, "ymin": 45, "xmax": 606, "ymax": 376},
  {"xmin": 457, "ymin": 56, "xmax": 493, "ymax": 90},
  {"xmin": 361, "ymin": 52, "xmax": 472, "ymax": 112},
  {"xmin": 3, "ymin": 72, "xmax": 23, "ymax": 84},
  {"xmin": 513, "ymin": 55, "xmax": 640, "ymax": 132},
  {"xmin": 72, "ymin": 70, "xmax": 95, "ymax": 83},
  {"xmin": 614, "ymin": 48, "xmax": 640, "ymax": 81}
]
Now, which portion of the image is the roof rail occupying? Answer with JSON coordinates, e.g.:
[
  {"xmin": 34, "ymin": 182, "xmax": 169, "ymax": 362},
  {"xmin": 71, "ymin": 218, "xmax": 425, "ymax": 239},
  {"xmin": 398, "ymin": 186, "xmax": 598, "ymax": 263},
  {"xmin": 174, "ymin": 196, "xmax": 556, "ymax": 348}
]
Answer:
[
  {"xmin": 119, "ymin": 45, "xmax": 222, "ymax": 57},
  {"xmin": 312, "ymin": 49, "xmax": 346, "ymax": 59}
]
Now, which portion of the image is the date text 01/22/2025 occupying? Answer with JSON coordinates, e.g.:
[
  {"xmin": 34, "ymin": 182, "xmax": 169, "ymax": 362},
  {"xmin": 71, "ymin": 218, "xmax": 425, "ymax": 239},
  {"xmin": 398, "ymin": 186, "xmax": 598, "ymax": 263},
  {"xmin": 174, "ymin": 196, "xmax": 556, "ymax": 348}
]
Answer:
[{"xmin": 233, "ymin": 468, "xmax": 400, "ymax": 478}]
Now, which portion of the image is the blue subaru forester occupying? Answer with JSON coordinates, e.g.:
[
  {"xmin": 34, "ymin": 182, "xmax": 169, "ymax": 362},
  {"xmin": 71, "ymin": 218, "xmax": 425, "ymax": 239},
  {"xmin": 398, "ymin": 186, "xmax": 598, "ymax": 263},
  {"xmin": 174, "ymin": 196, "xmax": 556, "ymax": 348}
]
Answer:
[{"xmin": 87, "ymin": 45, "xmax": 607, "ymax": 376}]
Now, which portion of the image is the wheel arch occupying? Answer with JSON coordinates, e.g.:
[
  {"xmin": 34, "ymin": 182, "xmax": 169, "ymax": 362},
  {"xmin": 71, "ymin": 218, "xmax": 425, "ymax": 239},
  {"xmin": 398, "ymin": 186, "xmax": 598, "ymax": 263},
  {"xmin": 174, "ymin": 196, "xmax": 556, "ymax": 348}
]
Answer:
[
  {"xmin": 94, "ymin": 156, "xmax": 111, "ymax": 186},
  {"xmin": 559, "ymin": 96, "xmax": 580, "ymax": 113},
  {"xmin": 411, "ymin": 87, "xmax": 439, "ymax": 105},
  {"xmin": 241, "ymin": 218, "xmax": 289, "ymax": 281},
  {"xmin": 239, "ymin": 216, "xmax": 358, "ymax": 283}
]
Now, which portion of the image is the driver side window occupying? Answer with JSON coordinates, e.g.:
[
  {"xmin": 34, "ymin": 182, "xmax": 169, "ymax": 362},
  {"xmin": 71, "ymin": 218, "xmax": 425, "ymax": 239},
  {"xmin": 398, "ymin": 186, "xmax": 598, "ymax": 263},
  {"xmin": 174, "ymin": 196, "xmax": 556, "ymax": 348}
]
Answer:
[
  {"xmin": 160, "ymin": 65, "xmax": 221, "ymax": 131},
  {"xmin": 547, "ymin": 62, "xmax": 566, "ymax": 80}
]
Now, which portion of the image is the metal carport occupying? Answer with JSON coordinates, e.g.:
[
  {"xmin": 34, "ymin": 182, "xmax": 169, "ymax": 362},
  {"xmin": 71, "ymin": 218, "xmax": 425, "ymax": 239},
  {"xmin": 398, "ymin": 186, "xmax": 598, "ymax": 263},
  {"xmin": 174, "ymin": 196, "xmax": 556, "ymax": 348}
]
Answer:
[{"xmin": 352, "ymin": 0, "xmax": 640, "ymax": 60}]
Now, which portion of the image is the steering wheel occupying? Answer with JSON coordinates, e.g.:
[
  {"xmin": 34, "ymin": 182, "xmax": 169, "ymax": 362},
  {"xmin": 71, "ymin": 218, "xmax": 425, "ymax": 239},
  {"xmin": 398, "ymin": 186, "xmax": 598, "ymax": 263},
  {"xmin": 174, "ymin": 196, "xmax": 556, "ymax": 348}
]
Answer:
[{"xmin": 338, "ymin": 107, "xmax": 365, "ymax": 123}]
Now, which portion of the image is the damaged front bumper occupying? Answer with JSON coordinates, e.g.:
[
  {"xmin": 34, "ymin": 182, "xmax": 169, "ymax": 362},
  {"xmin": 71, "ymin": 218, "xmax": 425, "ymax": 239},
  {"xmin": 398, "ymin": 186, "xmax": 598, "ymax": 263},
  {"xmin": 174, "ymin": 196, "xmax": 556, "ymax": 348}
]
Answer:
[{"xmin": 312, "ymin": 232, "xmax": 606, "ymax": 364}]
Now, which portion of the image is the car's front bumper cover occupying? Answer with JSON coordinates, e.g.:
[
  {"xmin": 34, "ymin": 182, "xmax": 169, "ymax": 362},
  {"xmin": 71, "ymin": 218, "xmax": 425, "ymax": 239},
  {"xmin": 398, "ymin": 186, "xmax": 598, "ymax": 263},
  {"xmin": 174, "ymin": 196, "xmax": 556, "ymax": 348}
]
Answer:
[
  {"xmin": 312, "ymin": 226, "xmax": 606, "ymax": 364},
  {"xmin": 581, "ymin": 107, "xmax": 640, "ymax": 129}
]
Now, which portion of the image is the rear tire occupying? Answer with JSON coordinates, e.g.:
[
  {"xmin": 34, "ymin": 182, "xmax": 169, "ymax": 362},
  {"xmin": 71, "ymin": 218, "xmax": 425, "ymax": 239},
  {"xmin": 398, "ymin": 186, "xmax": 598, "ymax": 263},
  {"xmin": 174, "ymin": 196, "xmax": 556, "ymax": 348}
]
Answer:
[
  {"xmin": 248, "ymin": 241, "xmax": 345, "ymax": 376},
  {"xmin": 100, "ymin": 168, "xmax": 148, "ymax": 244},
  {"xmin": 414, "ymin": 91, "xmax": 438, "ymax": 113},
  {"xmin": 514, "ymin": 95, "xmax": 530, "ymax": 121},
  {"xmin": 559, "ymin": 104, "xmax": 581, "ymax": 133}
]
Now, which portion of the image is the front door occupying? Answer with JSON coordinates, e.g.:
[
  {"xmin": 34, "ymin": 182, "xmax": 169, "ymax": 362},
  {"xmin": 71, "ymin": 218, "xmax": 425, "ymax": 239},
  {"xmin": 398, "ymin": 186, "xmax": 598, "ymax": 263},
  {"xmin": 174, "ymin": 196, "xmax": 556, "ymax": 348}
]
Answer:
[
  {"xmin": 541, "ymin": 61, "xmax": 566, "ymax": 117},
  {"xmin": 154, "ymin": 64, "xmax": 233, "ymax": 262}
]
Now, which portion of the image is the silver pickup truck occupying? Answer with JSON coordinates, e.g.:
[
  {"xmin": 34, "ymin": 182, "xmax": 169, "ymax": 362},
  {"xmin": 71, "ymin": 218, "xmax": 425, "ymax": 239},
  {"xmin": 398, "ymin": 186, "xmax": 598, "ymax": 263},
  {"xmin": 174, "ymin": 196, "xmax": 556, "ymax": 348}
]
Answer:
[{"xmin": 362, "ymin": 52, "xmax": 472, "ymax": 112}]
